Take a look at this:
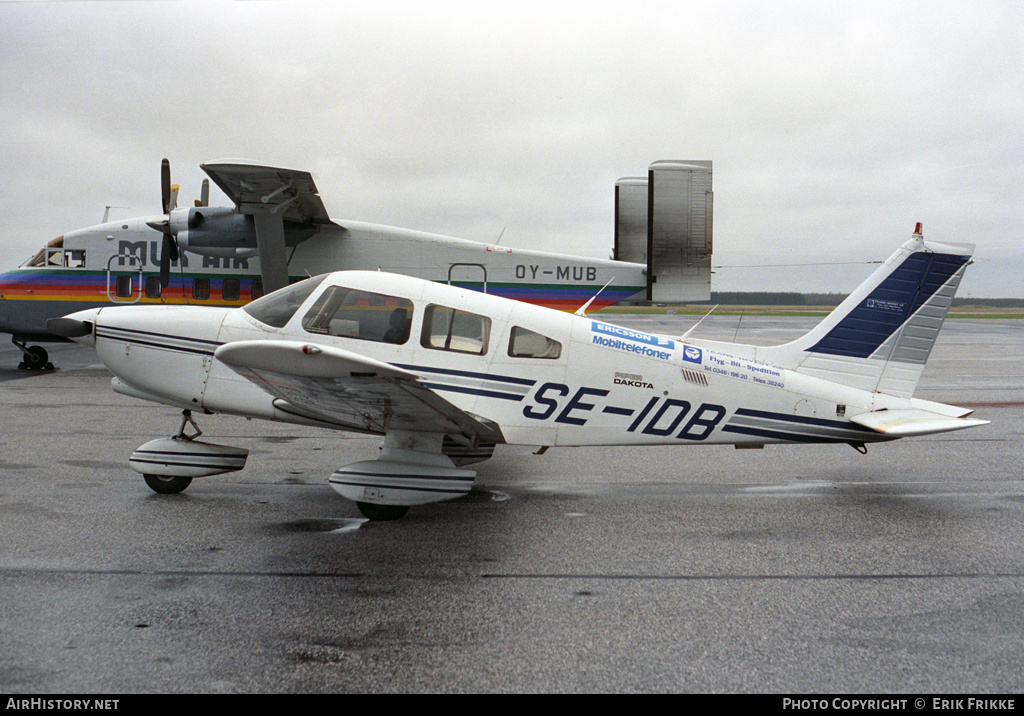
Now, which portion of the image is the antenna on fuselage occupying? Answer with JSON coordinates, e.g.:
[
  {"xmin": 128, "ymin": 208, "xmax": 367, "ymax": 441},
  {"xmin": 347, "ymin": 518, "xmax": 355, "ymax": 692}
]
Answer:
[
  {"xmin": 102, "ymin": 206, "xmax": 128, "ymax": 223},
  {"xmin": 680, "ymin": 305, "xmax": 718, "ymax": 343},
  {"xmin": 573, "ymin": 276, "xmax": 615, "ymax": 317}
]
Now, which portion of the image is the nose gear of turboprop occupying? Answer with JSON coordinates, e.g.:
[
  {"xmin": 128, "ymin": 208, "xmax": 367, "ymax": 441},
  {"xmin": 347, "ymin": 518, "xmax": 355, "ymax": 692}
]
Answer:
[
  {"xmin": 12, "ymin": 337, "xmax": 53, "ymax": 371},
  {"xmin": 129, "ymin": 410, "xmax": 249, "ymax": 495}
]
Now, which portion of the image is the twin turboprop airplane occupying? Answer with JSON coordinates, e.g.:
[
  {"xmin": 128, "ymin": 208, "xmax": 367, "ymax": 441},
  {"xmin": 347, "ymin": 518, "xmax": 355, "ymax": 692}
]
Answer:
[
  {"xmin": 1, "ymin": 159, "xmax": 713, "ymax": 369},
  {"xmin": 50, "ymin": 224, "xmax": 987, "ymax": 520}
]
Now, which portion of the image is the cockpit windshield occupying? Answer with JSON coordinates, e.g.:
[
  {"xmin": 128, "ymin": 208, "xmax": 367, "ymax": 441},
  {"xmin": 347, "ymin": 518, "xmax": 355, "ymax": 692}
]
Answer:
[
  {"xmin": 25, "ymin": 237, "xmax": 65, "ymax": 267},
  {"xmin": 242, "ymin": 274, "xmax": 328, "ymax": 328}
]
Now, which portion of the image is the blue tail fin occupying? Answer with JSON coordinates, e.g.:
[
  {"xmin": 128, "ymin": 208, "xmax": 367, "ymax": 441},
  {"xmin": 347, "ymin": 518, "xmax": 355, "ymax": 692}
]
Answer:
[{"xmin": 760, "ymin": 225, "xmax": 974, "ymax": 398}]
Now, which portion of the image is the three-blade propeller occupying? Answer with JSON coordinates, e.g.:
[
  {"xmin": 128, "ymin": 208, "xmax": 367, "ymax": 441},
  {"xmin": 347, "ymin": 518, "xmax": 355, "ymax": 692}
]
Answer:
[{"xmin": 146, "ymin": 158, "xmax": 208, "ymax": 288}]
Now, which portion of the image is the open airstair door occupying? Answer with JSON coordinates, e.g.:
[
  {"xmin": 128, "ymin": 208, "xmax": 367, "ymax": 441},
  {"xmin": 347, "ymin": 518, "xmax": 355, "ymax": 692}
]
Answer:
[{"xmin": 614, "ymin": 160, "xmax": 713, "ymax": 303}]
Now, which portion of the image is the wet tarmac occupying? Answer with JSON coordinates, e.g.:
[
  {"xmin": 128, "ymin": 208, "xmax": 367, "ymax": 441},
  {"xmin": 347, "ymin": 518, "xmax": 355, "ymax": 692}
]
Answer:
[{"xmin": 1, "ymin": 316, "xmax": 1023, "ymax": 693}]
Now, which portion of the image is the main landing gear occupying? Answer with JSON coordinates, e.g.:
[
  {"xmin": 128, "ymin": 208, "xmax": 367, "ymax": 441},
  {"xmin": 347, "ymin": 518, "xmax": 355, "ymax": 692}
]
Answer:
[
  {"xmin": 13, "ymin": 339, "xmax": 53, "ymax": 371},
  {"xmin": 330, "ymin": 430, "xmax": 477, "ymax": 522},
  {"xmin": 355, "ymin": 503, "xmax": 410, "ymax": 521},
  {"xmin": 144, "ymin": 473, "xmax": 193, "ymax": 495}
]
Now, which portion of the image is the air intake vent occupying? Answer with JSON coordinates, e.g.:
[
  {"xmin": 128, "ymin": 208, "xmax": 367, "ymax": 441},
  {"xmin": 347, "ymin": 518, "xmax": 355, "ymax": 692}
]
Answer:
[{"xmin": 682, "ymin": 368, "xmax": 708, "ymax": 386}]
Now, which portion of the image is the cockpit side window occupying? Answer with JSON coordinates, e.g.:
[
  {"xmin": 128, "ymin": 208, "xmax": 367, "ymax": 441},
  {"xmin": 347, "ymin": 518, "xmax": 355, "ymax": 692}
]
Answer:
[
  {"xmin": 508, "ymin": 326, "xmax": 562, "ymax": 359},
  {"xmin": 64, "ymin": 250, "xmax": 86, "ymax": 268},
  {"xmin": 421, "ymin": 304, "xmax": 491, "ymax": 355},
  {"xmin": 301, "ymin": 286, "xmax": 414, "ymax": 344},
  {"xmin": 242, "ymin": 275, "xmax": 327, "ymax": 328}
]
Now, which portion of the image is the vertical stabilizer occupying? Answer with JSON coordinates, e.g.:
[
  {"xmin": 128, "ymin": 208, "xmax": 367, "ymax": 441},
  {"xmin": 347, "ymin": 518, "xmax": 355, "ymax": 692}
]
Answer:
[
  {"xmin": 759, "ymin": 225, "xmax": 974, "ymax": 398},
  {"xmin": 614, "ymin": 160, "xmax": 713, "ymax": 303},
  {"xmin": 614, "ymin": 177, "xmax": 648, "ymax": 266}
]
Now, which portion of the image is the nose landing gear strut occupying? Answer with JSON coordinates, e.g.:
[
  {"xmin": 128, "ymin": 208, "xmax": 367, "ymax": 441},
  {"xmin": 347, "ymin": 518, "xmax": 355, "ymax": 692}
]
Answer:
[{"xmin": 13, "ymin": 339, "xmax": 53, "ymax": 371}]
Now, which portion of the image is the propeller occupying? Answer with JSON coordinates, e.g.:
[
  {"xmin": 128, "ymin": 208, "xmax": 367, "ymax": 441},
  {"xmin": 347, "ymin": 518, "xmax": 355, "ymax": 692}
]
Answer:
[
  {"xmin": 145, "ymin": 158, "xmax": 179, "ymax": 288},
  {"xmin": 147, "ymin": 159, "xmax": 205, "ymax": 288}
]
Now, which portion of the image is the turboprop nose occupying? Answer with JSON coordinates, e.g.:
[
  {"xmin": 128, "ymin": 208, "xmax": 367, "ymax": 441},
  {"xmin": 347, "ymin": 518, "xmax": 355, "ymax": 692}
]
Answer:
[{"xmin": 47, "ymin": 307, "xmax": 101, "ymax": 347}]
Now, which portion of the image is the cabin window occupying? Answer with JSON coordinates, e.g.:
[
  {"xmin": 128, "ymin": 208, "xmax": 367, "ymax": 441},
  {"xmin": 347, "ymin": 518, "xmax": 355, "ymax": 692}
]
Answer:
[
  {"xmin": 192, "ymin": 278, "xmax": 211, "ymax": 300},
  {"xmin": 508, "ymin": 326, "xmax": 562, "ymax": 359},
  {"xmin": 222, "ymin": 278, "xmax": 241, "ymax": 302},
  {"xmin": 243, "ymin": 275, "xmax": 327, "ymax": 328},
  {"xmin": 145, "ymin": 276, "xmax": 162, "ymax": 299},
  {"xmin": 302, "ymin": 286, "xmax": 413, "ymax": 344},
  {"xmin": 251, "ymin": 279, "xmax": 264, "ymax": 300},
  {"xmin": 115, "ymin": 275, "xmax": 133, "ymax": 298},
  {"xmin": 421, "ymin": 304, "xmax": 490, "ymax": 355}
]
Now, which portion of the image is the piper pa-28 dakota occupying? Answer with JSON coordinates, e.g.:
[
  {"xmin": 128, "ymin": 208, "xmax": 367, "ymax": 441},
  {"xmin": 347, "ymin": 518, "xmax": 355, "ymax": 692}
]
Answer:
[
  {"xmin": 50, "ymin": 223, "xmax": 987, "ymax": 520},
  {"xmin": 2, "ymin": 159, "xmax": 713, "ymax": 369}
]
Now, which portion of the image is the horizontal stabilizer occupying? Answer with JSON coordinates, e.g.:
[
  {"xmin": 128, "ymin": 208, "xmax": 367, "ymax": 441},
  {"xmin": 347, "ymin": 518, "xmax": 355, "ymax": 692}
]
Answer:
[{"xmin": 850, "ymin": 409, "xmax": 989, "ymax": 437}]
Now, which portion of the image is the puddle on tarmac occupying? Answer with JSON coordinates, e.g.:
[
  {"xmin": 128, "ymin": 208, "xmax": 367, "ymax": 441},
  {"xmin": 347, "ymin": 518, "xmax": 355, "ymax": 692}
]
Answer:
[{"xmin": 280, "ymin": 517, "xmax": 369, "ymax": 534}]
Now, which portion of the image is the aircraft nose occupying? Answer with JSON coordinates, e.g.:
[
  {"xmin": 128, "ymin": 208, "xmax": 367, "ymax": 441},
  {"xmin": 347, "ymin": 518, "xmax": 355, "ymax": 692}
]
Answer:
[{"xmin": 47, "ymin": 307, "xmax": 101, "ymax": 346}]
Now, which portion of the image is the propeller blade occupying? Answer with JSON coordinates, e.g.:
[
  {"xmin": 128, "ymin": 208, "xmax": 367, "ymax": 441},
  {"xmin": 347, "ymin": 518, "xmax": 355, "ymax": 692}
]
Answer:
[
  {"xmin": 161, "ymin": 158, "xmax": 172, "ymax": 214},
  {"xmin": 200, "ymin": 178, "xmax": 209, "ymax": 207}
]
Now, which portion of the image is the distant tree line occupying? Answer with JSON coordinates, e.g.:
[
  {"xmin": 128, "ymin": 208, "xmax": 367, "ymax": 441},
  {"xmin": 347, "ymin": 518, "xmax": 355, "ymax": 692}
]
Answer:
[
  {"xmin": 709, "ymin": 292, "xmax": 849, "ymax": 306},
  {"xmin": 706, "ymin": 293, "xmax": 1024, "ymax": 308}
]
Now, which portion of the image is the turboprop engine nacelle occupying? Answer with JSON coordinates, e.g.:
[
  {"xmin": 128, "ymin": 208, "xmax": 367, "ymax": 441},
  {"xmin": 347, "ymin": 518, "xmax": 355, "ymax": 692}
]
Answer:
[
  {"xmin": 173, "ymin": 207, "xmax": 260, "ymax": 258},
  {"xmin": 173, "ymin": 206, "xmax": 321, "ymax": 259}
]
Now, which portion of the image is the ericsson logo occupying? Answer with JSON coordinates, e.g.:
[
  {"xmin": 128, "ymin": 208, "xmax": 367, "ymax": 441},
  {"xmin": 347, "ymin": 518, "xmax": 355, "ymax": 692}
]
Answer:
[{"xmin": 591, "ymin": 322, "xmax": 674, "ymax": 360}]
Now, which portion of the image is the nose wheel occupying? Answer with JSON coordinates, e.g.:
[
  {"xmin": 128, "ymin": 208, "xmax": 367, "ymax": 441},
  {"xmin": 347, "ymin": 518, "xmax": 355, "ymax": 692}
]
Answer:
[
  {"xmin": 131, "ymin": 410, "xmax": 249, "ymax": 495},
  {"xmin": 13, "ymin": 340, "xmax": 53, "ymax": 371}
]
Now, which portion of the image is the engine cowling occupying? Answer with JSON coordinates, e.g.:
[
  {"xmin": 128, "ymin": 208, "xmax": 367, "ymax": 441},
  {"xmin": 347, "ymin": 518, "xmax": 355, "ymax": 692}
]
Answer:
[
  {"xmin": 172, "ymin": 206, "xmax": 319, "ymax": 258},
  {"xmin": 173, "ymin": 207, "xmax": 258, "ymax": 257}
]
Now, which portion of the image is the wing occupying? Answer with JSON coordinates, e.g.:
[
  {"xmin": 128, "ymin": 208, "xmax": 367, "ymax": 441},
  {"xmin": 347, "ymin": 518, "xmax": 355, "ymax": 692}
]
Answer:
[
  {"xmin": 200, "ymin": 160, "xmax": 335, "ymax": 226},
  {"xmin": 214, "ymin": 340, "xmax": 503, "ymax": 442}
]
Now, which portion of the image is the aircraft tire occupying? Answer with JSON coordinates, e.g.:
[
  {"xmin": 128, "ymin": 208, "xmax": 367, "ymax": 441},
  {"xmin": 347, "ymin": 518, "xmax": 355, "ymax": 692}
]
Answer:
[
  {"xmin": 21, "ymin": 345, "xmax": 50, "ymax": 371},
  {"xmin": 356, "ymin": 502, "xmax": 410, "ymax": 521},
  {"xmin": 143, "ymin": 474, "xmax": 193, "ymax": 495}
]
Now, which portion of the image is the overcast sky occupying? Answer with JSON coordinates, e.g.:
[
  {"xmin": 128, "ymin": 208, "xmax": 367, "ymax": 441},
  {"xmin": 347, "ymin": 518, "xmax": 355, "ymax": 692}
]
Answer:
[{"xmin": 2, "ymin": 0, "xmax": 1021, "ymax": 296}]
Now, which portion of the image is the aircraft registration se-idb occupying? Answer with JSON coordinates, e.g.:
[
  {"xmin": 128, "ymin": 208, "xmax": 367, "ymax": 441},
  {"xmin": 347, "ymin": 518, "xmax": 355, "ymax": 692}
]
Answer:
[
  {"xmin": 50, "ymin": 223, "xmax": 987, "ymax": 520},
  {"xmin": 0, "ymin": 158, "xmax": 713, "ymax": 369}
]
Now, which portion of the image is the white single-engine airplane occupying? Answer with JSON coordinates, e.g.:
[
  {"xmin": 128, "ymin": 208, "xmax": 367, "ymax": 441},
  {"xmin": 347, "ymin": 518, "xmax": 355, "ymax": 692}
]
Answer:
[
  {"xmin": 2, "ymin": 159, "xmax": 713, "ymax": 369},
  {"xmin": 50, "ymin": 224, "xmax": 987, "ymax": 520}
]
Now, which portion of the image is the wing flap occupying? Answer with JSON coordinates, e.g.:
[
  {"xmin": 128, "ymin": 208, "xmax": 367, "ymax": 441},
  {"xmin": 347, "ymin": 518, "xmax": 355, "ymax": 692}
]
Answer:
[
  {"xmin": 849, "ymin": 408, "xmax": 989, "ymax": 437},
  {"xmin": 215, "ymin": 340, "xmax": 502, "ymax": 441}
]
